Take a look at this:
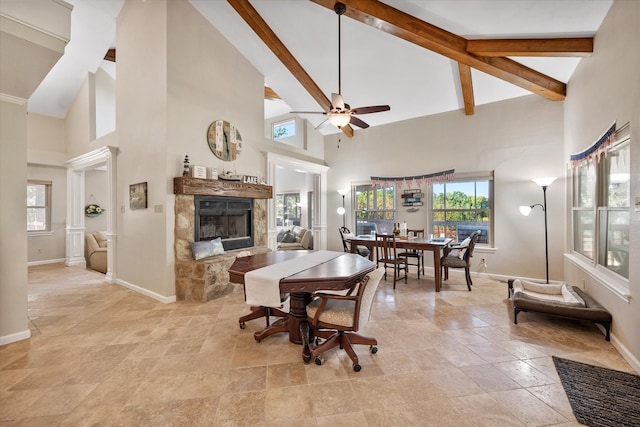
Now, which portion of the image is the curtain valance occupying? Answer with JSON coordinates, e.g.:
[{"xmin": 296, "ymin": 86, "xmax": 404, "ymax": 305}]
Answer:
[
  {"xmin": 371, "ymin": 169, "xmax": 454, "ymax": 189},
  {"xmin": 570, "ymin": 122, "xmax": 616, "ymax": 169}
]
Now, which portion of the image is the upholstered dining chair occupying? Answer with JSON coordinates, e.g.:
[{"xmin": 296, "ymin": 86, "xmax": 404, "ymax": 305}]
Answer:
[
  {"xmin": 305, "ymin": 266, "xmax": 385, "ymax": 372},
  {"xmin": 376, "ymin": 233, "xmax": 407, "ymax": 289},
  {"xmin": 237, "ymin": 251, "xmax": 289, "ymax": 333},
  {"xmin": 339, "ymin": 226, "xmax": 370, "ymax": 258},
  {"xmin": 441, "ymin": 230, "xmax": 482, "ymax": 291},
  {"xmin": 398, "ymin": 229, "xmax": 425, "ymax": 278}
]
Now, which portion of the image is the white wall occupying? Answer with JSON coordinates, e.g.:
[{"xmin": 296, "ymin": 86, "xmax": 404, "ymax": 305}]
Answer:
[
  {"xmin": 95, "ymin": 66, "xmax": 116, "ymax": 139},
  {"xmin": 27, "ymin": 164, "xmax": 67, "ymax": 263},
  {"xmin": 0, "ymin": 98, "xmax": 30, "ymax": 344},
  {"xmin": 563, "ymin": 0, "xmax": 640, "ymax": 368},
  {"xmin": 84, "ymin": 169, "xmax": 107, "ymax": 233},
  {"xmin": 325, "ymin": 94, "xmax": 565, "ymax": 281}
]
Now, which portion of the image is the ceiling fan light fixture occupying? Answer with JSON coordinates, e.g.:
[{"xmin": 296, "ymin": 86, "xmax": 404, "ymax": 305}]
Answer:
[{"xmin": 328, "ymin": 112, "xmax": 351, "ymax": 128}]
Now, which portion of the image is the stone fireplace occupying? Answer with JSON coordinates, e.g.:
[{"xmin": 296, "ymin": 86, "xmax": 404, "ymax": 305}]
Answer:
[
  {"xmin": 174, "ymin": 177, "xmax": 272, "ymax": 302},
  {"xmin": 194, "ymin": 196, "xmax": 254, "ymax": 250}
]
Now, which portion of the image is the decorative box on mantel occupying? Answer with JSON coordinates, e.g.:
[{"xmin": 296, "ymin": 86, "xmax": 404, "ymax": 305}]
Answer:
[
  {"xmin": 173, "ymin": 176, "xmax": 272, "ymax": 302},
  {"xmin": 173, "ymin": 176, "xmax": 272, "ymax": 199}
]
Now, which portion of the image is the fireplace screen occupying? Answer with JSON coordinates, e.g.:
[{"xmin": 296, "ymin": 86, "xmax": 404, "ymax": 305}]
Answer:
[{"xmin": 194, "ymin": 197, "xmax": 253, "ymax": 251}]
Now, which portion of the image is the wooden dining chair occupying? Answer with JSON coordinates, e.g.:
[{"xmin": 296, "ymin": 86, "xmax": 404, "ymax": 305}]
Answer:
[
  {"xmin": 398, "ymin": 229, "xmax": 425, "ymax": 278},
  {"xmin": 339, "ymin": 226, "xmax": 370, "ymax": 258},
  {"xmin": 375, "ymin": 233, "xmax": 407, "ymax": 289},
  {"xmin": 306, "ymin": 267, "xmax": 385, "ymax": 372},
  {"xmin": 441, "ymin": 230, "xmax": 482, "ymax": 291}
]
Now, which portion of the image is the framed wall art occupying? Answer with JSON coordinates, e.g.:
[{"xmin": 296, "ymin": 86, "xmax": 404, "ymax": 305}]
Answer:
[{"xmin": 129, "ymin": 182, "xmax": 147, "ymax": 210}]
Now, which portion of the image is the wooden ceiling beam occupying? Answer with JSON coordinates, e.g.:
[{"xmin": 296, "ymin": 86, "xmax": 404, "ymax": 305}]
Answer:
[
  {"xmin": 104, "ymin": 48, "xmax": 116, "ymax": 62},
  {"xmin": 264, "ymin": 86, "xmax": 281, "ymax": 100},
  {"xmin": 457, "ymin": 63, "xmax": 475, "ymax": 115},
  {"xmin": 228, "ymin": 0, "xmax": 354, "ymax": 137},
  {"xmin": 310, "ymin": 0, "xmax": 566, "ymax": 102},
  {"xmin": 466, "ymin": 38, "xmax": 593, "ymax": 57}
]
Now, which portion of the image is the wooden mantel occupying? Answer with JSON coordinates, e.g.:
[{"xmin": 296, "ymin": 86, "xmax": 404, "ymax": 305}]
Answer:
[{"xmin": 173, "ymin": 176, "xmax": 272, "ymax": 199}]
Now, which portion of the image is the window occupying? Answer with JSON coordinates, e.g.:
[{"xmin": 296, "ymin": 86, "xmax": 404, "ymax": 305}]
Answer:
[
  {"xmin": 273, "ymin": 119, "xmax": 296, "ymax": 140},
  {"xmin": 431, "ymin": 173, "xmax": 493, "ymax": 245},
  {"xmin": 27, "ymin": 181, "xmax": 51, "ymax": 232},
  {"xmin": 572, "ymin": 162, "xmax": 596, "ymax": 259},
  {"xmin": 572, "ymin": 131, "xmax": 630, "ymax": 280},
  {"xmin": 276, "ymin": 192, "xmax": 300, "ymax": 227},
  {"xmin": 353, "ymin": 184, "xmax": 395, "ymax": 235}
]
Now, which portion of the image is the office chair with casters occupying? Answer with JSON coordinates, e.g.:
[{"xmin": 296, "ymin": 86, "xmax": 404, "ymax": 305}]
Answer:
[
  {"xmin": 305, "ymin": 267, "xmax": 385, "ymax": 372},
  {"xmin": 338, "ymin": 226, "xmax": 370, "ymax": 258},
  {"xmin": 441, "ymin": 230, "xmax": 482, "ymax": 291},
  {"xmin": 398, "ymin": 229, "xmax": 425, "ymax": 278},
  {"xmin": 376, "ymin": 233, "xmax": 407, "ymax": 289},
  {"xmin": 237, "ymin": 251, "xmax": 289, "ymax": 340}
]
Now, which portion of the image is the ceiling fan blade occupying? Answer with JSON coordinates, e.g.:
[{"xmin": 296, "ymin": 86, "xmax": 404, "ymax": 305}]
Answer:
[
  {"xmin": 331, "ymin": 93, "xmax": 345, "ymax": 110},
  {"xmin": 350, "ymin": 105, "xmax": 391, "ymax": 115},
  {"xmin": 314, "ymin": 119, "xmax": 330, "ymax": 130},
  {"xmin": 349, "ymin": 116, "xmax": 369, "ymax": 129},
  {"xmin": 290, "ymin": 111, "xmax": 327, "ymax": 114}
]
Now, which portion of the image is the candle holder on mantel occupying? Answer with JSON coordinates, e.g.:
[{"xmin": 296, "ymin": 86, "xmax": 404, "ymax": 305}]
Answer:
[{"xmin": 183, "ymin": 155, "xmax": 190, "ymax": 177}]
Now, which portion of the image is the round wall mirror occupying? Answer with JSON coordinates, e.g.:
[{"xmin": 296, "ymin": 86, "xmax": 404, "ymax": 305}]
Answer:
[{"xmin": 207, "ymin": 120, "xmax": 243, "ymax": 161}]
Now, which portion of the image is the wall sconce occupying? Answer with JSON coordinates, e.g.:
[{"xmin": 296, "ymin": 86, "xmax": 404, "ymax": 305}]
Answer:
[
  {"xmin": 337, "ymin": 189, "xmax": 348, "ymax": 227},
  {"xmin": 520, "ymin": 177, "xmax": 556, "ymax": 283}
]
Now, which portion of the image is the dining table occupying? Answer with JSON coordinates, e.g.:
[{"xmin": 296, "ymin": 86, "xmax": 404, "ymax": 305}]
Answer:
[
  {"xmin": 345, "ymin": 235, "xmax": 452, "ymax": 291},
  {"xmin": 228, "ymin": 250, "xmax": 376, "ymax": 362}
]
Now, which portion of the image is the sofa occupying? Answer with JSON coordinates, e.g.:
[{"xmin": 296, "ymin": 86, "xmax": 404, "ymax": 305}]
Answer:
[
  {"xmin": 276, "ymin": 226, "xmax": 313, "ymax": 251},
  {"xmin": 509, "ymin": 279, "xmax": 612, "ymax": 341},
  {"xmin": 86, "ymin": 231, "xmax": 108, "ymax": 273}
]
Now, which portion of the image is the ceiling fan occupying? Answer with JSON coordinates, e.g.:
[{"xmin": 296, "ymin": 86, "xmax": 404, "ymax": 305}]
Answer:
[{"xmin": 291, "ymin": 2, "xmax": 390, "ymax": 130}]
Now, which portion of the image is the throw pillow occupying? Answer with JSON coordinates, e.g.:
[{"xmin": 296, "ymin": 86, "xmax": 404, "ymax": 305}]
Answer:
[
  {"xmin": 280, "ymin": 232, "xmax": 297, "ymax": 243},
  {"xmin": 190, "ymin": 240, "xmax": 215, "ymax": 260},
  {"xmin": 561, "ymin": 284, "xmax": 586, "ymax": 307},
  {"xmin": 211, "ymin": 237, "xmax": 225, "ymax": 256},
  {"xmin": 457, "ymin": 236, "xmax": 472, "ymax": 259},
  {"xmin": 518, "ymin": 279, "xmax": 563, "ymax": 295},
  {"xmin": 276, "ymin": 229, "xmax": 288, "ymax": 242}
]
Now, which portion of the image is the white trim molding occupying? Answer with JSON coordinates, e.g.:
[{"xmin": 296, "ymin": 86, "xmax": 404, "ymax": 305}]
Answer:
[{"xmin": 0, "ymin": 329, "xmax": 31, "ymax": 346}]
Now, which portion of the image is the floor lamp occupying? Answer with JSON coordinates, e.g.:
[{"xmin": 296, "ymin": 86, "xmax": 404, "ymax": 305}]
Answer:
[
  {"xmin": 337, "ymin": 189, "xmax": 348, "ymax": 228},
  {"xmin": 519, "ymin": 177, "xmax": 556, "ymax": 283}
]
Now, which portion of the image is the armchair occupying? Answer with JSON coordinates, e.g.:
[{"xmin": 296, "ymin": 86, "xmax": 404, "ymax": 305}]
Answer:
[
  {"xmin": 85, "ymin": 232, "xmax": 107, "ymax": 273},
  {"xmin": 305, "ymin": 267, "xmax": 385, "ymax": 372},
  {"xmin": 441, "ymin": 230, "xmax": 481, "ymax": 291}
]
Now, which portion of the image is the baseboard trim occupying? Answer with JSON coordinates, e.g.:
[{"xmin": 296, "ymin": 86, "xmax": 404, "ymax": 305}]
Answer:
[
  {"xmin": 610, "ymin": 333, "xmax": 640, "ymax": 373},
  {"xmin": 0, "ymin": 329, "xmax": 31, "ymax": 346},
  {"xmin": 27, "ymin": 258, "xmax": 66, "ymax": 267},
  {"xmin": 115, "ymin": 279, "xmax": 176, "ymax": 304}
]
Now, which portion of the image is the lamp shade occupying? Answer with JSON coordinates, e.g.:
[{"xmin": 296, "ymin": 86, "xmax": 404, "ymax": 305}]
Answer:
[
  {"xmin": 337, "ymin": 189, "xmax": 349, "ymax": 196},
  {"xmin": 519, "ymin": 206, "xmax": 532, "ymax": 216},
  {"xmin": 337, "ymin": 206, "xmax": 346, "ymax": 215},
  {"xmin": 532, "ymin": 177, "xmax": 557, "ymax": 187},
  {"xmin": 328, "ymin": 113, "xmax": 351, "ymax": 128}
]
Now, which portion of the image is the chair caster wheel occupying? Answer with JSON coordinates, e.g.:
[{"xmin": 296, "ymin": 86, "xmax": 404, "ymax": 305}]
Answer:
[
  {"xmin": 315, "ymin": 357, "xmax": 322, "ymax": 366},
  {"xmin": 370, "ymin": 346, "xmax": 378, "ymax": 354},
  {"xmin": 239, "ymin": 322, "xmax": 246, "ymax": 329},
  {"xmin": 353, "ymin": 364, "xmax": 361, "ymax": 372},
  {"xmin": 314, "ymin": 337, "xmax": 321, "ymax": 346},
  {"xmin": 255, "ymin": 338, "xmax": 261, "ymax": 343}
]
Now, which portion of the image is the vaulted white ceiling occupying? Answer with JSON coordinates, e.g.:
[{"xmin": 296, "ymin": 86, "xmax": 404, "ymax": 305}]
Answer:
[{"xmin": 27, "ymin": 0, "xmax": 613, "ymax": 135}]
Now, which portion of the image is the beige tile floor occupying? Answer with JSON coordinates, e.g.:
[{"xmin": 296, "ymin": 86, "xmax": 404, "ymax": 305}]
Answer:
[{"xmin": 1, "ymin": 263, "xmax": 635, "ymax": 426}]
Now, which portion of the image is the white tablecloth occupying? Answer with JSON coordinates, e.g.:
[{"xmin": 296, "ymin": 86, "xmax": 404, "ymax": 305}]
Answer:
[{"xmin": 244, "ymin": 250, "xmax": 343, "ymax": 307}]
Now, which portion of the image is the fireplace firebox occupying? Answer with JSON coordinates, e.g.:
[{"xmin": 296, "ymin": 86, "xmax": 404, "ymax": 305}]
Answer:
[{"xmin": 194, "ymin": 196, "xmax": 253, "ymax": 250}]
